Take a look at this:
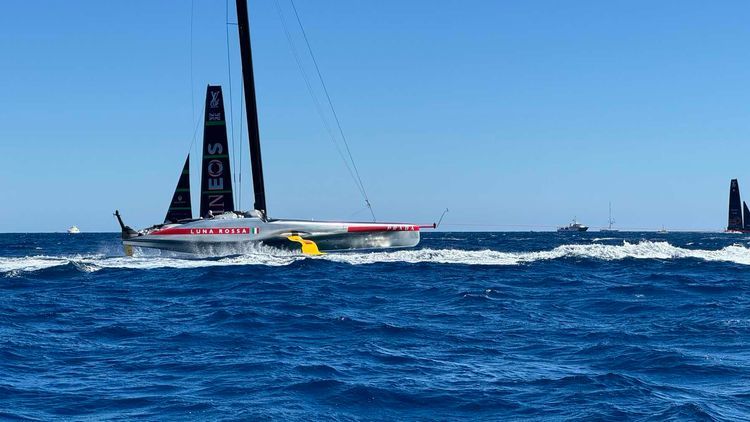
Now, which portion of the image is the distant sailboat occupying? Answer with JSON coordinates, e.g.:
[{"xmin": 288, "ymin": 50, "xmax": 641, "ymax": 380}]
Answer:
[
  {"xmin": 726, "ymin": 178, "xmax": 747, "ymax": 233},
  {"xmin": 67, "ymin": 226, "xmax": 80, "ymax": 234},
  {"xmin": 600, "ymin": 202, "xmax": 618, "ymax": 233}
]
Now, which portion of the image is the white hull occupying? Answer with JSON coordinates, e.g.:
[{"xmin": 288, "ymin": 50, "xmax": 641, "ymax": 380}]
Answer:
[
  {"xmin": 121, "ymin": 213, "xmax": 421, "ymax": 255},
  {"xmin": 557, "ymin": 218, "xmax": 588, "ymax": 232}
]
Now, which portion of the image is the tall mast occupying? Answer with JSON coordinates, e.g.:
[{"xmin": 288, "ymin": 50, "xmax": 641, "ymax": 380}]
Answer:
[{"xmin": 235, "ymin": 0, "xmax": 267, "ymax": 216}]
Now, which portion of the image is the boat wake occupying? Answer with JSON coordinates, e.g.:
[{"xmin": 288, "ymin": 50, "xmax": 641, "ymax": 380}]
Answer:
[
  {"xmin": 1, "ymin": 241, "xmax": 749, "ymax": 274},
  {"xmin": 324, "ymin": 241, "xmax": 750, "ymax": 266}
]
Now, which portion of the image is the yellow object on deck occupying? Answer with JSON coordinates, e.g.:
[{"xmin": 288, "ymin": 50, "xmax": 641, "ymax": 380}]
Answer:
[
  {"xmin": 123, "ymin": 244, "xmax": 134, "ymax": 257},
  {"xmin": 287, "ymin": 235, "xmax": 324, "ymax": 255}
]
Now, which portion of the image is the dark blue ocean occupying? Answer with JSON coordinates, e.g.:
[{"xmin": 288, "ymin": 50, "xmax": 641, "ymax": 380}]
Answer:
[{"xmin": 1, "ymin": 232, "xmax": 749, "ymax": 420}]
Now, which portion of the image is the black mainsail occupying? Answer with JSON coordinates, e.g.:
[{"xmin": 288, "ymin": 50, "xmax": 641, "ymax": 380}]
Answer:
[
  {"xmin": 743, "ymin": 201, "xmax": 750, "ymax": 231},
  {"xmin": 728, "ymin": 179, "xmax": 743, "ymax": 231},
  {"xmin": 164, "ymin": 155, "xmax": 192, "ymax": 223},
  {"xmin": 200, "ymin": 85, "xmax": 235, "ymax": 217}
]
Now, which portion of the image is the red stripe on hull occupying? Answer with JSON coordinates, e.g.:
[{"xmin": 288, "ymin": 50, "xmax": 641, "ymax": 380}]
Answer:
[
  {"xmin": 347, "ymin": 225, "xmax": 420, "ymax": 233},
  {"xmin": 151, "ymin": 227, "xmax": 255, "ymax": 235}
]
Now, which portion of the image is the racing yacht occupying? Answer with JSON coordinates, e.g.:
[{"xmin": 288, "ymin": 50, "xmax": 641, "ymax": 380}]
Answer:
[
  {"xmin": 726, "ymin": 179, "xmax": 750, "ymax": 233},
  {"xmin": 115, "ymin": 0, "xmax": 431, "ymax": 256}
]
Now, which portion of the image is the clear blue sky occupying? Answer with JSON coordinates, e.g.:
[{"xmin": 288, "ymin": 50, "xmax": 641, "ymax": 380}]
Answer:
[{"xmin": 1, "ymin": 1, "xmax": 749, "ymax": 232}]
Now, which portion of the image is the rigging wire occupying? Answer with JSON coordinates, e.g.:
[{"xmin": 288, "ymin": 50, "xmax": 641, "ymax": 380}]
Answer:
[
  {"xmin": 225, "ymin": 0, "xmax": 238, "ymax": 208},
  {"xmin": 288, "ymin": 0, "xmax": 375, "ymax": 222},
  {"xmin": 185, "ymin": 102, "xmax": 205, "ymax": 213},
  {"xmin": 274, "ymin": 0, "xmax": 376, "ymax": 222},
  {"xmin": 238, "ymin": 79, "xmax": 245, "ymax": 210},
  {"xmin": 187, "ymin": 103, "xmax": 206, "ymax": 154},
  {"xmin": 272, "ymin": 1, "xmax": 359, "ymax": 196},
  {"xmin": 187, "ymin": 0, "xmax": 199, "ymax": 210},
  {"xmin": 189, "ymin": 0, "xmax": 196, "ymax": 126}
]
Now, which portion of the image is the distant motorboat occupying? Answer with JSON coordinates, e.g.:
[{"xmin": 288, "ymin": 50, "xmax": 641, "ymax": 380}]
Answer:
[
  {"xmin": 558, "ymin": 218, "xmax": 588, "ymax": 232},
  {"xmin": 657, "ymin": 226, "xmax": 668, "ymax": 234},
  {"xmin": 67, "ymin": 226, "xmax": 80, "ymax": 234}
]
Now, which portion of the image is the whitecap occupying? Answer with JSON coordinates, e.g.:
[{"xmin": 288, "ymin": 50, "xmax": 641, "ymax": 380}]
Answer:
[{"xmin": 1, "ymin": 241, "xmax": 749, "ymax": 273}]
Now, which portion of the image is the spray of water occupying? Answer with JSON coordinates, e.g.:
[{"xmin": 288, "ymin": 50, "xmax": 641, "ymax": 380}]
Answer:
[{"xmin": 2, "ymin": 241, "xmax": 749, "ymax": 275}]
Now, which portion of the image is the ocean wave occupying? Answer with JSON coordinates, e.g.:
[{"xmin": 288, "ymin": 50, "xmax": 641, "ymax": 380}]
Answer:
[
  {"xmin": 1, "ymin": 241, "xmax": 749, "ymax": 274},
  {"xmin": 323, "ymin": 241, "xmax": 750, "ymax": 266},
  {"xmin": 0, "ymin": 251, "xmax": 301, "ymax": 274}
]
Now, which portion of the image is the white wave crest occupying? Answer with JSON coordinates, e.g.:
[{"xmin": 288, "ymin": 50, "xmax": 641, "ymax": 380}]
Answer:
[
  {"xmin": 321, "ymin": 241, "xmax": 750, "ymax": 266},
  {"xmin": 0, "ymin": 251, "xmax": 303, "ymax": 274},
  {"xmin": 1, "ymin": 241, "xmax": 749, "ymax": 274}
]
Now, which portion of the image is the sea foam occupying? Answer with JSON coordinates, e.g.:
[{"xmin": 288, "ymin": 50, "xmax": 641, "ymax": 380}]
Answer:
[{"xmin": 1, "ymin": 241, "xmax": 749, "ymax": 274}]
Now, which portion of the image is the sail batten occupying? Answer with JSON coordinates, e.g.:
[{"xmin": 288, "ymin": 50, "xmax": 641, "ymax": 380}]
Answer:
[
  {"xmin": 199, "ymin": 85, "xmax": 235, "ymax": 217},
  {"xmin": 728, "ymin": 179, "xmax": 743, "ymax": 231},
  {"xmin": 164, "ymin": 155, "xmax": 192, "ymax": 223}
]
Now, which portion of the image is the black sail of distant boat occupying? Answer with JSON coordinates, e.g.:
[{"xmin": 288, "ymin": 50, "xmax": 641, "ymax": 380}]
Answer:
[
  {"xmin": 164, "ymin": 155, "xmax": 192, "ymax": 223},
  {"xmin": 743, "ymin": 201, "xmax": 750, "ymax": 231},
  {"xmin": 728, "ymin": 179, "xmax": 743, "ymax": 231},
  {"xmin": 200, "ymin": 85, "xmax": 235, "ymax": 217}
]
